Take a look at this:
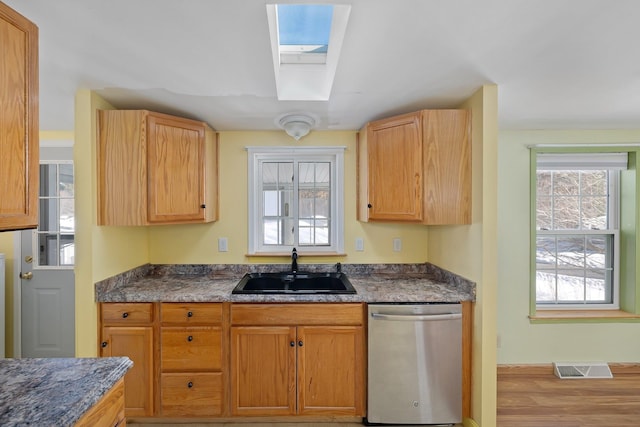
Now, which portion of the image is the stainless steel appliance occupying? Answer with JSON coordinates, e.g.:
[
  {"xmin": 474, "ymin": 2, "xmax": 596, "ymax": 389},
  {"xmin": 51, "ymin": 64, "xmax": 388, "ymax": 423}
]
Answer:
[{"xmin": 367, "ymin": 303, "xmax": 462, "ymax": 425}]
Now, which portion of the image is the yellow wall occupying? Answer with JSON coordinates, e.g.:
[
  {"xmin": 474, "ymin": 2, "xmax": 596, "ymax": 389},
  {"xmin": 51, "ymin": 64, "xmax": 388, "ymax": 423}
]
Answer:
[
  {"xmin": 498, "ymin": 129, "xmax": 640, "ymax": 364},
  {"xmin": 74, "ymin": 90, "xmax": 149, "ymax": 357},
  {"xmin": 149, "ymin": 131, "xmax": 430, "ymax": 264},
  {"xmin": 427, "ymin": 85, "xmax": 499, "ymax": 427}
]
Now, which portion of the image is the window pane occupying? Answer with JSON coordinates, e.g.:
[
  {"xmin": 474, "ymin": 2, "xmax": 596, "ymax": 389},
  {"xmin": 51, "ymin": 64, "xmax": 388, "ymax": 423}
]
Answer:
[
  {"xmin": 60, "ymin": 235, "xmax": 75, "ymax": 266},
  {"xmin": 38, "ymin": 233, "xmax": 59, "ymax": 266},
  {"xmin": 581, "ymin": 196, "xmax": 607, "ymax": 229},
  {"xmin": 585, "ymin": 236, "xmax": 607, "ymax": 269},
  {"xmin": 39, "ymin": 164, "xmax": 58, "ymax": 197},
  {"xmin": 553, "ymin": 171, "xmax": 580, "ymax": 196},
  {"xmin": 536, "ymin": 171, "xmax": 552, "ymax": 196},
  {"xmin": 263, "ymin": 219, "xmax": 281, "ymax": 245},
  {"xmin": 552, "ymin": 196, "xmax": 580, "ymax": 230},
  {"xmin": 264, "ymin": 190, "xmax": 280, "ymax": 216},
  {"xmin": 59, "ymin": 164, "xmax": 74, "ymax": 197},
  {"xmin": 536, "ymin": 271, "xmax": 556, "ymax": 302},
  {"xmin": 536, "ymin": 196, "xmax": 553, "ymax": 230},
  {"xmin": 536, "ymin": 236, "xmax": 557, "ymax": 270},
  {"xmin": 580, "ymin": 170, "xmax": 607, "ymax": 195},
  {"xmin": 556, "ymin": 269, "xmax": 585, "ymax": 302},
  {"xmin": 585, "ymin": 270, "xmax": 607, "ymax": 302},
  {"xmin": 39, "ymin": 199, "xmax": 59, "ymax": 232},
  {"xmin": 60, "ymin": 198, "xmax": 74, "ymax": 232},
  {"xmin": 556, "ymin": 236, "xmax": 585, "ymax": 268},
  {"xmin": 315, "ymin": 225, "xmax": 329, "ymax": 245}
]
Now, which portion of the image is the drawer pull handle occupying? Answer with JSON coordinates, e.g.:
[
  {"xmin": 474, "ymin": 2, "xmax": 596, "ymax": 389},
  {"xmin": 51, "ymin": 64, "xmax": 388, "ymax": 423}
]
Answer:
[
  {"xmin": 187, "ymin": 335, "xmax": 193, "ymax": 342},
  {"xmin": 187, "ymin": 311, "xmax": 193, "ymax": 318},
  {"xmin": 101, "ymin": 341, "xmax": 108, "ymax": 348},
  {"xmin": 122, "ymin": 312, "xmax": 129, "ymax": 318},
  {"xmin": 187, "ymin": 381, "xmax": 193, "ymax": 388},
  {"xmin": 290, "ymin": 341, "xmax": 295, "ymax": 347},
  {"xmin": 298, "ymin": 340, "xmax": 304, "ymax": 347}
]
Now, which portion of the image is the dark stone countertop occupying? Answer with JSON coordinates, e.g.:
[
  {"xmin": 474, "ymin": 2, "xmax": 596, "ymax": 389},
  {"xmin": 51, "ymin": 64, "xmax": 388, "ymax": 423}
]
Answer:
[
  {"xmin": 0, "ymin": 357, "xmax": 132, "ymax": 426},
  {"xmin": 95, "ymin": 263, "xmax": 476, "ymax": 303}
]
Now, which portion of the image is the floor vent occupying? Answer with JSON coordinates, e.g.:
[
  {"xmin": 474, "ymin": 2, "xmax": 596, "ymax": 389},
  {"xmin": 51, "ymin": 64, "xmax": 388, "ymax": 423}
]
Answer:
[{"xmin": 553, "ymin": 362, "xmax": 613, "ymax": 379}]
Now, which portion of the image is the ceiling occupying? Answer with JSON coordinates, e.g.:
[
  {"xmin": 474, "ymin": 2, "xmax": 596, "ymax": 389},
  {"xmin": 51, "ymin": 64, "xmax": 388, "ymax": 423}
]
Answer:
[{"xmin": 5, "ymin": 0, "xmax": 640, "ymax": 132}]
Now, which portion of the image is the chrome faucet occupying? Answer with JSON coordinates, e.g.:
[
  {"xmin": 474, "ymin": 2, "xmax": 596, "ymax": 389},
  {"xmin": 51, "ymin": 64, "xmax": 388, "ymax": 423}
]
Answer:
[{"xmin": 291, "ymin": 247, "xmax": 298, "ymax": 273}]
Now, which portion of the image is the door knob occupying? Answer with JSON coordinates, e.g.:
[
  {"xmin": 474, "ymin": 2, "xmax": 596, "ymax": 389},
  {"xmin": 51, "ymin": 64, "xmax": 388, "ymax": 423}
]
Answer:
[{"xmin": 20, "ymin": 271, "xmax": 33, "ymax": 280}]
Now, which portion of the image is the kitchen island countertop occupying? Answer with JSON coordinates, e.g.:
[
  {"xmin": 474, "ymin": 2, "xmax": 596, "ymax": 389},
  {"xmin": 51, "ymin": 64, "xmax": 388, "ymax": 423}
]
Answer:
[
  {"xmin": 95, "ymin": 263, "xmax": 475, "ymax": 303},
  {"xmin": 0, "ymin": 357, "xmax": 132, "ymax": 426}
]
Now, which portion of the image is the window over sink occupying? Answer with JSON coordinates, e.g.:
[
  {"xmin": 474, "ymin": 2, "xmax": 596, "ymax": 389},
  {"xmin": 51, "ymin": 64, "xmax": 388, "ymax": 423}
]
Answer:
[{"xmin": 247, "ymin": 146, "xmax": 344, "ymax": 254}]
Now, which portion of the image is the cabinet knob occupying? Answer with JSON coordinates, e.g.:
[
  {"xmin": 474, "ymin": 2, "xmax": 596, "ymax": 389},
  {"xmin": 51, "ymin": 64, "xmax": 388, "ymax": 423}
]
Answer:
[
  {"xmin": 367, "ymin": 203, "xmax": 372, "ymax": 209},
  {"xmin": 187, "ymin": 335, "xmax": 193, "ymax": 342},
  {"xmin": 101, "ymin": 341, "xmax": 108, "ymax": 348},
  {"xmin": 122, "ymin": 312, "xmax": 129, "ymax": 318},
  {"xmin": 187, "ymin": 311, "xmax": 193, "ymax": 318},
  {"xmin": 200, "ymin": 204, "xmax": 206, "ymax": 209},
  {"xmin": 290, "ymin": 341, "xmax": 295, "ymax": 347},
  {"xmin": 298, "ymin": 340, "xmax": 304, "ymax": 347},
  {"xmin": 187, "ymin": 381, "xmax": 193, "ymax": 388}
]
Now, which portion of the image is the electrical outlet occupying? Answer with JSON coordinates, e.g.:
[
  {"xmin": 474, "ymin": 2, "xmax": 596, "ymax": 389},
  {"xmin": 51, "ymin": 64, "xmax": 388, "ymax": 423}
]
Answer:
[
  {"xmin": 218, "ymin": 237, "xmax": 228, "ymax": 252},
  {"xmin": 355, "ymin": 237, "xmax": 364, "ymax": 251},
  {"xmin": 393, "ymin": 238, "xmax": 402, "ymax": 252}
]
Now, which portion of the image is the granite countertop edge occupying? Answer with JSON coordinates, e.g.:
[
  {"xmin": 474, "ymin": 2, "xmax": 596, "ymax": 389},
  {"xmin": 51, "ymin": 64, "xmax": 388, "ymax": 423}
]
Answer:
[
  {"xmin": 95, "ymin": 263, "xmax": 476, "ymax": 303},
  {"xmin": 0, "ymin": 357, "xmax": 132, "ymax": 426}
]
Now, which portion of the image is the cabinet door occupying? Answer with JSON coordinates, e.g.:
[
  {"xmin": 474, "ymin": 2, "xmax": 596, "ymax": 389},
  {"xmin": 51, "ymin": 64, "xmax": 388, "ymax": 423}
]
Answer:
[
  {"xmin": 147, "ymin": 114, "xmax": 206, "ymax": 223},
  {"xmin": 0, "ymin": 4, "xmax": 38, "ymax": 231},
  {"xmin": 101, "ymin": 326, "xmax": 154, "ymax": 417},
  {"xmin": 230, "ymin": 326, "xmax": 296, "ymax": 416},
  {"xmin": 366, "ymin": 112, "xmax": 423, "ymax": 221},
  {"xmin": 422, "ymin": 110, "xmax": 471, "ymax": 224},
  {"xmin": 297, "ymin": 326, "xmax": 365, "ymax": 416}
]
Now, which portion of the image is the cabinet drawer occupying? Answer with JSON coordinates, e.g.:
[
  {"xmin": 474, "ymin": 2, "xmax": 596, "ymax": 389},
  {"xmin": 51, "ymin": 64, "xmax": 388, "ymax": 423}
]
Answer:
[
  {"xmin": 161, "ymin": 327, "xmax": 222, "ymax": 371},
  {"xmin": 161, "ymin": 303, "xmax": 222, "ymax": 324},
  {"xmin": 231, "ymin": 303, "xmax": 364, "ymax": 326},
  {"xmin": 101, "ymin": 303, "xmax": 154, "ymax": 324},
  {"xmin": 161, "ymin": 372, "xmax": 223, "ymax": 417}
]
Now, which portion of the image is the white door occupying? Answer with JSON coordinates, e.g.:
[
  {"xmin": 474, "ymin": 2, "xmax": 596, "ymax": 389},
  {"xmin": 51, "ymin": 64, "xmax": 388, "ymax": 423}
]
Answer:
[{"xmin": 20, "ymin": 154, "xmax": 75, "ymax": 358}]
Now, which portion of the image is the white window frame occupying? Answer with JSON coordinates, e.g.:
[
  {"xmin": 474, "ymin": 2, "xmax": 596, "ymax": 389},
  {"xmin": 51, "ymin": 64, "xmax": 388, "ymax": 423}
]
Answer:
[
  {"xmin": 534, "ymin": 152, "xmax": 627, "ymax": 310},
  {"xmin": 247, "ymin": 146, "xmax": 345, "ymax": 255}
]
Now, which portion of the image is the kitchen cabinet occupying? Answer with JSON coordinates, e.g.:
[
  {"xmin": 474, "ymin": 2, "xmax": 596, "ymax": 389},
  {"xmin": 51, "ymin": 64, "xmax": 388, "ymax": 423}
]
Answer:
[
  {"xmin": 358, "ymin": 109, "xmax": 471, "ymax": 224},
  {"xmin": 97, "ymin": 109, "xmax": 218, "ymax": 226},
  {"xmin": 99, "ymin": 303, "xmax": 155, "ymax": 417},
  {"xmin": 230, "ymin": 303, "xmax": 365, "ymax": 417},
  {"xmin": 0, "ymin": 3, "xmax": 39, "ymax": 231},
  {"xmin": 160, "ymin": 302, "xmax": 226, "ymax": 417}
]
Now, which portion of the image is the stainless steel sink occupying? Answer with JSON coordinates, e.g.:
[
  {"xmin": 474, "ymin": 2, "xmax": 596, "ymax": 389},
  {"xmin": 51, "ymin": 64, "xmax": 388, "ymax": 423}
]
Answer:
[{"xmin": 232, "ymin": 271, "xmax": 356, "ymax": 294}]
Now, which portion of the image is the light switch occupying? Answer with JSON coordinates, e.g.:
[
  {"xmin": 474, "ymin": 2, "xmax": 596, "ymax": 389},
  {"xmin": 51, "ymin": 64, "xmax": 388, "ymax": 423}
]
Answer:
[
  {"xmin": 393, "ymin": 238, "xmax": 402, "ymax": 252},
  {"xmin": 355, "ymin": 237, "xmax": 364, "ymax": 251},
  {"xmin": 218, "ymin": 237, "xmax": 228, "ymax": 252}
]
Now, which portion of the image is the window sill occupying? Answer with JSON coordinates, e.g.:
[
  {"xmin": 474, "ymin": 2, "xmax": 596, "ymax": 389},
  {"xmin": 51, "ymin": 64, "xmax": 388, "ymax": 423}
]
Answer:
[
  {"xmin": 530, "ymin": 309, "xmax": 640, "ymax": 324},
  {"xmin": 246, "ymin": 252, "xmax": 347, "ymax": 257}
]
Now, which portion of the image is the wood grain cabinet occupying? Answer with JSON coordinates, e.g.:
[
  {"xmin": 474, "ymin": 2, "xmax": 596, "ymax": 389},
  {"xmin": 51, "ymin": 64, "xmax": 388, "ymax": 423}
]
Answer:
[
  {"xmin": 358, "ymin": 109, "xmax": 471, "ymax": 224},
  {"xmin": 0, "ymin": 3, "xmax": 39, "ymax": 231},
  {"xmin": 99, "ymin": 303, "xmax": 155, "ymax": 417},
  {"xmin": 97, "ymin": 110, "xmax": 218, "ymax": 226},
  {"xmin": 230, "ymin": 303, "xmax": 365, "ymax": 417},
  {"xmin": 159, "ymin": 303, "xmax": 225, "ymax": 417}
]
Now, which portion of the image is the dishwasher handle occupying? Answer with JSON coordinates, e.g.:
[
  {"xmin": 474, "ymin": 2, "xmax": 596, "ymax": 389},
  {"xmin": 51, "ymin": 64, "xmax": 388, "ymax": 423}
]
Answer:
[{"xmin": 371, "ymin": 312, "xmax": 462, "ymax": 321}]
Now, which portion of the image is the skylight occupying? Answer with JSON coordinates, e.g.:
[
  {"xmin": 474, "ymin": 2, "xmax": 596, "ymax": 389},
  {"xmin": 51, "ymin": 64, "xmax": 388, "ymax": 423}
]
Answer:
[
  {"xmin": 266, "ymin": 3, "xmax": 351, "ymax": 101},
  {"xmin": 277, "ymin": 4, "xmax": 333, "ymax": 64}
]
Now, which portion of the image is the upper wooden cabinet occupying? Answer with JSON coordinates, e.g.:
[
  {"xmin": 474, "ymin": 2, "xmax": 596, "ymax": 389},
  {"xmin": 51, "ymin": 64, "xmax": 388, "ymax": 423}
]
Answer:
[
  {"xmin": 358, "ymin": 109, "xmax": 471, "ymax": 225},
  {"xmin": 0, "ymin": 3, "xmax": 38, "ymax": 231},
  {"xmin": 97, "ymin": 110, "xmax": 218, "ymax": 226}
]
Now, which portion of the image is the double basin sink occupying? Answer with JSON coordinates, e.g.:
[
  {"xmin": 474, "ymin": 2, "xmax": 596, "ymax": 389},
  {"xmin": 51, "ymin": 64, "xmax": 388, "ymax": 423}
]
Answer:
[{"xmin": 232, "ymin": 271, "xmax": 356, "ymax": 295}]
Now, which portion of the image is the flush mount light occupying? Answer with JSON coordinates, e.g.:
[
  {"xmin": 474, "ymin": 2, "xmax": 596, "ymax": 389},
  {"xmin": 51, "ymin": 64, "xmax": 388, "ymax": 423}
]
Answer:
[{"xmin": 278, "ymin": 113, "xmax": 316, "ymax": 141}]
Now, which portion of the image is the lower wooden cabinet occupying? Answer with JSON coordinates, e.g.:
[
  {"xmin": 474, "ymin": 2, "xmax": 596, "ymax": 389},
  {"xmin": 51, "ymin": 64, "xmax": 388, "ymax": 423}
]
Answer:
[
  {"xmin": 100, "ymin": 304, "xmax": 155, "ymax": 417},
  {"xmin": 98, "ymin": 301, "xmax": 368, "ymax": 420},
  {"xmin": 230, "ymin": 303, "xmax": 366, "ymax": 417}
]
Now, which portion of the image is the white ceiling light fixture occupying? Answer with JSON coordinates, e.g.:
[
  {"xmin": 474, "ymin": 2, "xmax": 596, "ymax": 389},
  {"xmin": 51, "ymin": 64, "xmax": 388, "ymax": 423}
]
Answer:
[{"xmin": 279, "ymin": 113, "xmax": 316, "ymax": 141}]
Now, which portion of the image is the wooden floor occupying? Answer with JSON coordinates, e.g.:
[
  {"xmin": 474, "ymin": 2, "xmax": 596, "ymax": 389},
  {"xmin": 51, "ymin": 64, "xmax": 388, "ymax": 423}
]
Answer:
[{"xmin": 498, "ymin": 364, "xmax": 640, "ymax": 427}]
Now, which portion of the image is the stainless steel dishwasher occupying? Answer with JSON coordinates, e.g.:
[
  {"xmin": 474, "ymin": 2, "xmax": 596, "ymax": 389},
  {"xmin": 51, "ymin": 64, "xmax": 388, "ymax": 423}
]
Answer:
[{"xmin": 366, "ymin": 303, "xmax": 462, "ymax": 425}]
